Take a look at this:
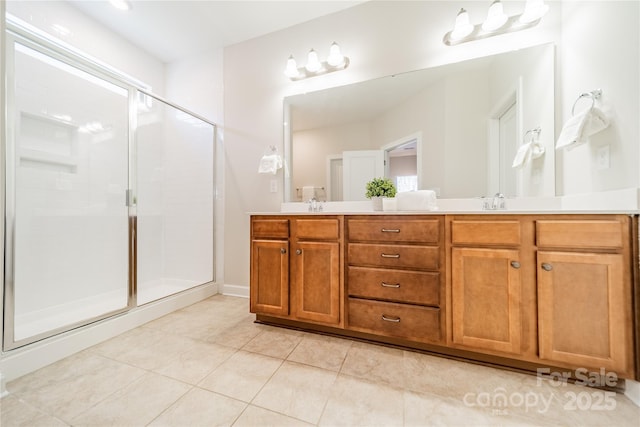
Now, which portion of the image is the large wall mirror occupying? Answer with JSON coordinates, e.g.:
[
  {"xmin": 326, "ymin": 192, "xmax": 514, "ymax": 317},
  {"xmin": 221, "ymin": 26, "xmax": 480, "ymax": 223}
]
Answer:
[{"xmin": 284, "ymin": 43, "xmax": 555, "ymax": 202}]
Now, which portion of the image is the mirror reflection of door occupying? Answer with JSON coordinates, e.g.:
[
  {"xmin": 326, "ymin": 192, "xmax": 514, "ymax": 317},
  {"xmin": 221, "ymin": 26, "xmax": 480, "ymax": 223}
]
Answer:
[
  {"xmin": 385, "ymin": 138, "xmax": 418, "ymax": 193},
  {"xmin": 327, "ymin": 155, "xmax": 343, "ymax": 201},
  {"xmin": 342, "ymin": 150, "xmax": 384, "ymax": 201},
  {"xmin": 499, "ymin": 102, "xmax": 518, "ymax": 196}
]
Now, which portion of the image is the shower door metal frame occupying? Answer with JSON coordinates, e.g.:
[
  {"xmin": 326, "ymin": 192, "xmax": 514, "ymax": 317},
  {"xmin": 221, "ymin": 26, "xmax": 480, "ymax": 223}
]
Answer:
[
  {"xmin": 2, "ymin": 30, "xmax": 138, "ymax": 350},
  {"xmin": 3, "ymin": 19, "xmax": 217, "ymax": 351}
]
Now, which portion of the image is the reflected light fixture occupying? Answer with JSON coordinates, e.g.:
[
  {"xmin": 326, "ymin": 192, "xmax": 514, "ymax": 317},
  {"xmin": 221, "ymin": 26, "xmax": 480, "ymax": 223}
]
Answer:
[
  {"xmin": 285, "ymin": 42, "xmax": 350, "ymax": 81},
  {"xmin": 443, "ymin": 0, "xmax": 549, "ymax": 46}
]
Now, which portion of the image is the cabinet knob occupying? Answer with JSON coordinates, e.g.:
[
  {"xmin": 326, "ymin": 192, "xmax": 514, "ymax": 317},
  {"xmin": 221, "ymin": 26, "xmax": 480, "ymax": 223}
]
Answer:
[
  {"xmin": 296, "ymin": 249, "xmax": 302, "ymax": 255},
  {"xmin": 280, "ymin": 248, "xmax": 287, "ymax": 254},
  {"xmin": 510, "ymin": 261, "xmax": 520, "ymax": 269},
  {"xmin": 541, "ymin": 263, "xmax": 553, "ymax": 271},
  {"xmin": 381, "ymin": 314, "xmax": 401, "ymax": 323}
]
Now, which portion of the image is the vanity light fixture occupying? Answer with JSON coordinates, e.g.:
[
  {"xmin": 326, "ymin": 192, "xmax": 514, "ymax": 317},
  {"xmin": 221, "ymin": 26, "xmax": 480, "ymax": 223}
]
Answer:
[
  {"xmin": 443, "ymin": 0, "xmax": 549, "ymax": 46},
  {"xmin": 285, "ymin": 42, "xmax": 350, "ymax": 81}
]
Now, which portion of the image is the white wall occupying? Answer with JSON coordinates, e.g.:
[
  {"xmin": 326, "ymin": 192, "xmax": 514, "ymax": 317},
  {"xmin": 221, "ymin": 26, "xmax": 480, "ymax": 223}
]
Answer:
[
  {"xmin": 223, "ymin": 0, "xmax": 561, "ymax": 289},
  {"xmin": 5, "ymin": 0, "xmax": 164, "ymax": 92},
  {"xmin": 293, "ymin": 121, "xmax": 372, "ymax": 199},
  {"xmin": 558, "ymin": 0, "xmax": 639, "ymax": 195}
]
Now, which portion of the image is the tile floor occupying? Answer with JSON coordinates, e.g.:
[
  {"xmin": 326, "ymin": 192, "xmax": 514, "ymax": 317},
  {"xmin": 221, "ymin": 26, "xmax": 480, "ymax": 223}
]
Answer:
[{"xmin": 1, "ymin": 294, "xmax": 639, "ymax": 426}]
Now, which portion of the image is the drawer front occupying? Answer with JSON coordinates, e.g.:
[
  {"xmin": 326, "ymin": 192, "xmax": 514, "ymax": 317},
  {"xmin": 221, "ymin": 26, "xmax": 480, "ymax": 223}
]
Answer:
[
  {"xmin": 295, "ymin": 218, "xmax": 340, "ymax": 240},
  {"xmin": 252, "ymin": 219, "xmax": 289, "ymax": 239},
  {"xmin": 348, "ymin": 298, "xmax": 441, "ymax": 342},
  {"xmin": 348, "ymin": 266, "xmax": 440, "ymax": 306},
  {"xmin": 348, "ymin": 243, "xmax": 439, "ymax": 270},
  {"xmin": 451, "ymin": 220, "xmax": 521, "ymax": 246},
  {"xmin": 536, "ymin": 220, "xmax": 625, "ymax": 250},
  {"xmin": 348, "ymin": 219, "xmax": 440, "ymax": 244}
]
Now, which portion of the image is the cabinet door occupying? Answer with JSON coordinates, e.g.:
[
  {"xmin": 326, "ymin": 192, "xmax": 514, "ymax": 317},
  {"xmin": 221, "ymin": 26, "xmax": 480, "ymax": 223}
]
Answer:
[
  {"xmin": 537, "ymin": 251, "xmax": 632, "ymax": 375},
  {"xmin": 250, "ymin": 240, "xmax": 289, "ymax": 316},
  {"xmin": 292, "ymin": 241, "xmax": 340, "ymax": 324},
  {"xmin": 452, "ymin": 247, "xmax": 522, "ymax": 354}
]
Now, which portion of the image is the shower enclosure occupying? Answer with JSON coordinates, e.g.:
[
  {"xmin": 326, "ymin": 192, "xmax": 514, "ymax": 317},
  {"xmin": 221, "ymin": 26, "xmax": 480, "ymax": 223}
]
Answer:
[{"xmin": 3, "ymin": 24, "xmax": 215, "ymax": 350}]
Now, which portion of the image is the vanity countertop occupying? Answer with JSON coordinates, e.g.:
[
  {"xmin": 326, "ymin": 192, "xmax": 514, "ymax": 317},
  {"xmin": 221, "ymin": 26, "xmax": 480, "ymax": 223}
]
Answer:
[{"xmin": 264, "ymin": 188, "xmax": 640, "ymax": 216}]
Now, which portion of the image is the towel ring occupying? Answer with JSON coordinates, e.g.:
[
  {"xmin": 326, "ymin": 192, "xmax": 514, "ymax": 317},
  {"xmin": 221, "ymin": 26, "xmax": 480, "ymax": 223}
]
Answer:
[
  {"xmin": 571, "ymin": 89, "xmax": 602, "ymax": 116},
  {"xmin": 523, "ymin": 127, "xmax": 541, "ymax": 144}
]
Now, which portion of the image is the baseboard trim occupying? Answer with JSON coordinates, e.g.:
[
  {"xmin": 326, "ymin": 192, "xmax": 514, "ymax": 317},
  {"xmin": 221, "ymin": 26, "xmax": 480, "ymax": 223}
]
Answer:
[{"xmin": 221, "ymin": 283, "xmax": 249, "ymax": 298}]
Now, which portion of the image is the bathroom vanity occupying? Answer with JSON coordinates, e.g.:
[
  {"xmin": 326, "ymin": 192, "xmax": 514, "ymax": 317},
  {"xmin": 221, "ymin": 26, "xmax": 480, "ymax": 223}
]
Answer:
[{"xmin": 250, "ymin": 212, "xmax": 639, "ymax": 381}]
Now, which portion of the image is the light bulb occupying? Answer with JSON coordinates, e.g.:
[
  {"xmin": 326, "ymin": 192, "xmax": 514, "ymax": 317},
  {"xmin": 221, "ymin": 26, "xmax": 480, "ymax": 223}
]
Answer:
[
  {"xmin": 450, "ymin": 8, "xmax": 474, "ymax": 40},
  {"xmin": 305, "ymin": 49, "xmax": 321, "ymax": 73},
  {"xmin": 109, "ymin": 0, "xmax": 131, "ymax": 11},
  {"xmin": 519, "ymin": 0, "xmax": 549, "ymax": 24},
  {"xmin": 482, "ymin": 0, "xmax": 508, "ymax": 32},
  {"xmin": 284, "ymin": 55, "xmax": 299, "ymax": 78},
  {"xmin": 327, "ymin": 42, "xmax": 345, "ymax": 67}
]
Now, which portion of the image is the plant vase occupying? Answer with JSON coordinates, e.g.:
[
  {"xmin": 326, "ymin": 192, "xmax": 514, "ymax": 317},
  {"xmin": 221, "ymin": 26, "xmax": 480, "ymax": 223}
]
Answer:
[{"xmin": 371, "ymin": 196, "xmax": 384, "ymax": 211}]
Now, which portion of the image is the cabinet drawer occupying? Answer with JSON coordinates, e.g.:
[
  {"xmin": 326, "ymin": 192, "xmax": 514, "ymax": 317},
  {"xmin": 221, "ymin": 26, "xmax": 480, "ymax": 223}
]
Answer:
[
  {"xmin": 348, "ymin": 219, "xmax": 439, "ymax": 243},
  {"xmin": 295, "ymin": 218, "xmax": 340, "ymax": 240},
  {"xmin": 252, "ymin": 219, "xmax": 289, "ymax": 239},
  {"xmin": 348, "ymin": 266, "xmax": 440, "ymax": 306},
  {"xmin": 348, "ymin": 298, "xmax": 441, "ymax": 342},
  {"xmin": 348, "ymin": 243, "xmax": 439, "ymax": 270},
  {"xmin": 536, "ymin": 220, "xmax": 625, "ymax": 250},
  {"xmin": 451, "ymin": 220, "xmax": 521, "ymax": 246}
]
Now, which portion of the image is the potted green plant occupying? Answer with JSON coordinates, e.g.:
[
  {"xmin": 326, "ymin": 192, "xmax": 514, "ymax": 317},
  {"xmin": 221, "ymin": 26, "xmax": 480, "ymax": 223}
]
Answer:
[{"xmin": 365, "ymin": 177, "xmax": 397, "ymax": 210}]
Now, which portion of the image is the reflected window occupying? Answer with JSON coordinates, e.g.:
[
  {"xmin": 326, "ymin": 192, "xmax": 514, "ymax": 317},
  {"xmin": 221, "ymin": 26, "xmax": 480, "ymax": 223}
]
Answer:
[{"xmin": 396, "ymin": 175, "xmax": 418, "ymax": 193}]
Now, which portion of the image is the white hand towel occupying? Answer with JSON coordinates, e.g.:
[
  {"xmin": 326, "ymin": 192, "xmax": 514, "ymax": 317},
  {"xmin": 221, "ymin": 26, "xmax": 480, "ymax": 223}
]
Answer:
[
  {"xmin": 301, "ymin": 186, "xmax": 315, "ymax": 201},
  {"xmin": 582, "ymin": 107, "xmax": 610, "ymax": 137},
  {"xmin": 556, "ymin": 107, "xmax": 610, "ymax": 151},
  {"xmin": 396, "ymin": 190, "xmax": 437, "ymax": 211},
  {"xmin": 512, "ymin": 142, "xmax": 532, "ymax": 168},
  {"xmin": 555, "ymin": 110, "xmax": 589, "ymax": 150},
  {"xmin": 258, "ymin": 154, "xmax": 282, "ymax": 174}
]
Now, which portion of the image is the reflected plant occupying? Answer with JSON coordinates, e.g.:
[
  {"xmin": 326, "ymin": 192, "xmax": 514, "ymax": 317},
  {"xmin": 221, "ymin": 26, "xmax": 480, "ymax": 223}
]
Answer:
[{"xmin": 365, "ymin": 177, "xmax": 397, "ymax": 198}]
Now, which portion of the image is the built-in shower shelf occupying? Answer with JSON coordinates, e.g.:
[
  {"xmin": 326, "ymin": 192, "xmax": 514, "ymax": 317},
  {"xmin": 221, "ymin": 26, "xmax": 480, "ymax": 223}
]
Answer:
[{"xmin": 19, "ymin": 148, "xmax": 78, "ymax": 173}]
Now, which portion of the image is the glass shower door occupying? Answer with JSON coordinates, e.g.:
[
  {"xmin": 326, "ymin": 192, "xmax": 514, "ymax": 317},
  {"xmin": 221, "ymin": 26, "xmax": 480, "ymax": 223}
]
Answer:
[
  {"xmin": 136, "ymin": 92, "xmax": 214, "ymax": 305},
  {"xmin": 4, "ymin": 38, "xmax": 131, "ymax": 348}
]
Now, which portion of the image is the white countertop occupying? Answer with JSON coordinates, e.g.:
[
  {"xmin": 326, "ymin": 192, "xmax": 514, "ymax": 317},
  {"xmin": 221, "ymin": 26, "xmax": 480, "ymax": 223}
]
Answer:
[{"xmin": 260, "ymin": 188, "xmax": 640, "ymax": 215}]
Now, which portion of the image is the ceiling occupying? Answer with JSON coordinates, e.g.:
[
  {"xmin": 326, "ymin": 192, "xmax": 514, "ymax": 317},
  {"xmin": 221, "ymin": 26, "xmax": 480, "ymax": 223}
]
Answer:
[{"xmin": 68, "ymin": 0, "xmax": 365, "ymax": 63}]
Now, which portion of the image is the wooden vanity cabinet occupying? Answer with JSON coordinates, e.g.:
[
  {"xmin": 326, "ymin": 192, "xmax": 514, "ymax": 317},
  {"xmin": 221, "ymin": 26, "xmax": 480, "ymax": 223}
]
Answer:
[
  {"xmin": 290, "ymin": 217, "xmax": 342, "ymax": 325},
  {"xmin": 346, "ymin": 216, "xmax": 445, "ymax": 344},
  {"xmin": 535, "ymin": 217, "xmax": 635, "ymax": 378},
  {"xmin": 251, "ymin": 213, "xmax": 638, "ymax": 381},
  {"xmin": 250, "ymin": 215, "xmax": 343, "ymax": 327},
  {"xmin": 250, "ymin": 218, "xmax": 290, "ymax": 316},
  {"xmin": 449, "ymin": 218, "xmax": 536, "ymax": 357}
]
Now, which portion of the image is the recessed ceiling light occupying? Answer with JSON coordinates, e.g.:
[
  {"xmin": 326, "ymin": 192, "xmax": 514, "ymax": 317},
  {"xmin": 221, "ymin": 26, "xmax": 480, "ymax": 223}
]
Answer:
[{"xmin": 109, "ymin": 0, "xmax": 132, "ymax": 11}]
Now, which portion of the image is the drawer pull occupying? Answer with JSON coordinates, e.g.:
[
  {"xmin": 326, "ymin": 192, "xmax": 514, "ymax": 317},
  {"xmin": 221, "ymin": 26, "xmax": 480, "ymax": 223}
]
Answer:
[
  {"xmin": 541, "ymin": 263, "xmax": 553, "ymax": 271},
  {"xmin": 381, "ymin": 253, "xmax": 400, "ymax": 259},
  {"xmin": 381, "ymin": 228, "xmax": 401, "ymax": 233},
  {"xmin": 510, "ymin": 261, "xmax": 520, "ymax": 269},
  {"xmin": 381, "ymin": 282, "xmax": 400, "ymax": 288},
  {"xmin": 381, "ymin": 314, "xmax": 401, "ymax": 323}
]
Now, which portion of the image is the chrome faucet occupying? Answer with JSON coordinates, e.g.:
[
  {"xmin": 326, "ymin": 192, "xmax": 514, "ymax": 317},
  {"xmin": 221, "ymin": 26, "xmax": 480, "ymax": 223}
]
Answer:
[
  {"xmin": 482, "ymin": 193, "xmax": 506, "ymax": 210},
  {"xmin": 307, "ymin": 197, "xmax": 323, "ymax": 212}
]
